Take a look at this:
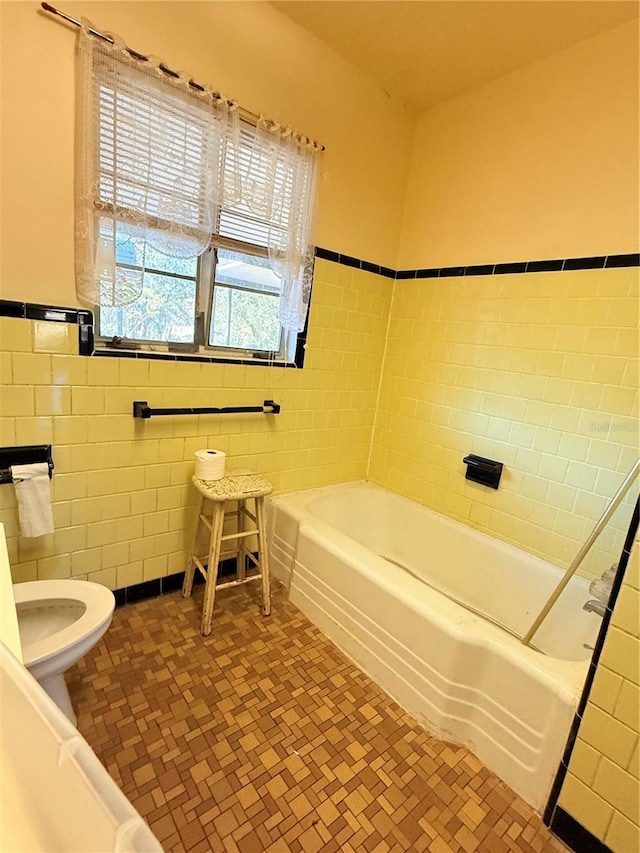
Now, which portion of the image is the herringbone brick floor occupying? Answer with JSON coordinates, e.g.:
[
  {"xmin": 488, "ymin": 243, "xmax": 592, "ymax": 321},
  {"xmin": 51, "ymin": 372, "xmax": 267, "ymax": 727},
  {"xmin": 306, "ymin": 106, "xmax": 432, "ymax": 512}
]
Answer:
[{"xmin": 68, "ymin": 582, "xmax": 568, "ymax": 853}]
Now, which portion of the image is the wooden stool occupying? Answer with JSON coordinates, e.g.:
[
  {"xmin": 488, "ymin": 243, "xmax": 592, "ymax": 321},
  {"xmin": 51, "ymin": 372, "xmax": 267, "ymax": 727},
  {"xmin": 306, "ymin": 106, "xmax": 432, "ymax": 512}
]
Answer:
[{"xmin": 182, "ymin": 472, "xmax": 273, "ymax": 636}]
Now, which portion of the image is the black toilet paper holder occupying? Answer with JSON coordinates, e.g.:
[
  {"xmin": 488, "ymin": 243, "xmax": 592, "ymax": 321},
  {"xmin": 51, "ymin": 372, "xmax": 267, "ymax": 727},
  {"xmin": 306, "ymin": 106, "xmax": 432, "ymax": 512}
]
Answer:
[
  {"xmin": 462, "ymin": 454, "xmax": 503, "ymax": 489},
  {"xmin": 0, "ymin": 445, "xmax": 54, "ymax": 485}
]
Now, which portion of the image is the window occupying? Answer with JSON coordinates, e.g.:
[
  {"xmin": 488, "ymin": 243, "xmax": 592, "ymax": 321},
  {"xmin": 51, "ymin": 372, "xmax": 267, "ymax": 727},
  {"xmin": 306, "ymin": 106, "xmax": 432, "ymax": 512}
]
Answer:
[
  {"xmin": 94, "ymin": 120, "xmax": 302, "ymax": 363},
  {"xmin": 96, "ymin": 200, "xmax": 298, "ymax": 362},
  {"xmin": 76, "ymin": 22, "xmax": 320, "ymax": 365}
]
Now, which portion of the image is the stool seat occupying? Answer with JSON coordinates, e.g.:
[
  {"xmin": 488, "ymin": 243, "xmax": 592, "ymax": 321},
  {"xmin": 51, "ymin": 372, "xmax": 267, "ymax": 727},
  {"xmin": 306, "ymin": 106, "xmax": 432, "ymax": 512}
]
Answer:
[
  {"xmin": 192, "ymin": 472, "xmax": 273, "ymax": 502},
  {"xmin": 183, "ymin": 471, "xmax": 272, "ymax": 635}
]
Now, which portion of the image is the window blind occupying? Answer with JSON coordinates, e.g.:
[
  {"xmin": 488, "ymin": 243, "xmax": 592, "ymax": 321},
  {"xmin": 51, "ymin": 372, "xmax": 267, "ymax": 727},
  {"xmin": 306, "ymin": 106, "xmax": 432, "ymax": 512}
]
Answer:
[
  {"xmin": 76, "ymin": 22, "xmax": 230, "ymax": 307},
  {"xmin": 218, "ymin": 125, "xmax": 289, "ymax": 250},
  {"xmin": 96, "ymin": 79, "xmax": 215, "ymax": 237}
]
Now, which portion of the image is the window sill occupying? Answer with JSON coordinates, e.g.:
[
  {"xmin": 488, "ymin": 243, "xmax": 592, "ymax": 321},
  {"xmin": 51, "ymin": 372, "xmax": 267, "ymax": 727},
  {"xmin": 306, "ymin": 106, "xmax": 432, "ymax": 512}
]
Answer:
[{"xmin": 93, "ymin": 345, "xmax": 299, "ymax": 368}]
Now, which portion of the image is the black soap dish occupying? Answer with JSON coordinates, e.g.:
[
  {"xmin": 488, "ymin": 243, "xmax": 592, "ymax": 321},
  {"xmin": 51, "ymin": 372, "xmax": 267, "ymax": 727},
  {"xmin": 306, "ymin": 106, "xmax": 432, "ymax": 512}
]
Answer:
[{"xmin": 463, "ymin": 454, "xmax": 503, "ymax": 489}]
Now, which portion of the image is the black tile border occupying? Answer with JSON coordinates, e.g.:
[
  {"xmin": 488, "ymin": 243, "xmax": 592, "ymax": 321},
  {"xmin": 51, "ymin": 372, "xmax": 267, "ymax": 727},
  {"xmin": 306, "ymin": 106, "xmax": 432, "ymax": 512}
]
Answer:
[
  {"xmin": 24, "ymin": 303, "xmax": 93, "ymax": 324},
  {"xmin": 548, "ymin": 808, "xmax": 612, "ymax": 853},
  {"xmin": 114, "ymin": 556, "xmax": 255, "ymax": 608},
  {"xmin": 314, "ymin": 246, "xmax": 396, "ymax": 278},
  {"xmin": 563, "ymin": 256, "xmax": 606, "ymax": 271},
  {"xmin": 605, "ymin": 252, "xmax": 640, "ymax": 268},
  {"xmin": 526, "ymin": 259, "xmax": 564, "ymax": 273},
  {"xmin": 392, "ymin": 253, "xmax": 638, "ymax": 280},
  {"xmin": 338, "ymin": 253, "xmax": 362, "ymax": 269},
  {"xmin": 313, "ymin": 247, "xmax": 639, "ymax": 280},
  {"xmin": 79, "ymin": 324, "xmax": 94, "ymax": 356},
  {"xmin": 464, "ymin": 264, "xmax": 494, "ymax": 276},
  {"xmin": 1, "ymin": 299, "xmax": 91, "ymax": 324},
  {"xmin": 1, "ymin": 249, "xmax": 637, "ymax": 363},
  {"xmin": 439, "ymin": 266, "xmax": 467, "ymax": 278},
  {"xmin": 543, "ymin": 497, "xmax": 640, "ymax": 843},
  {"xmin": 313, "ymin": 246, "xmax": 340, "ymax": 264},
  {"xmin": 0, "ymin": 300, "xmax": 26, "ymax": 318},
  {"xmin": 124, "ymin": 577, "xmax": 163, "ymax": 605},
  {"xmin": 494, "ymin": 262, "xmax": 528, "ymax": 275}
]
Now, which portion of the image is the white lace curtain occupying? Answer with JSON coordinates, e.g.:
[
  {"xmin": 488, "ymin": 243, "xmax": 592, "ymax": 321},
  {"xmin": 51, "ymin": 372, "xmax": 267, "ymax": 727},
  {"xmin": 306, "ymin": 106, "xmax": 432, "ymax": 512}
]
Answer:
[
  {"xmin": 76, "ymin": 21, "xmax": 320, "ymax": 333},
  {"xmin": 219, "ymin": 119, "xmax": 319, "ymax": 332}
]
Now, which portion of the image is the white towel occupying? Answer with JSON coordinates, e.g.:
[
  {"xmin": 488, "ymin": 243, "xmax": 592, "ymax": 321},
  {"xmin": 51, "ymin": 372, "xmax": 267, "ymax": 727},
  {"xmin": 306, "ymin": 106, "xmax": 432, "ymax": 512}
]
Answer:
[{"xmin": 11, "ymin": 463, "xmax": 55, "ymax": 538}]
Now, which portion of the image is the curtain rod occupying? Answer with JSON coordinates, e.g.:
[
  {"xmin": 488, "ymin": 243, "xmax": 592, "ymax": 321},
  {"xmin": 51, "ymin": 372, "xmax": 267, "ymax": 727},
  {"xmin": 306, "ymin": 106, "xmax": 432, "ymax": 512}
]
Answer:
[{"xmin": 40, "ymin": 2, "xmax": 325, "ymax": 151}]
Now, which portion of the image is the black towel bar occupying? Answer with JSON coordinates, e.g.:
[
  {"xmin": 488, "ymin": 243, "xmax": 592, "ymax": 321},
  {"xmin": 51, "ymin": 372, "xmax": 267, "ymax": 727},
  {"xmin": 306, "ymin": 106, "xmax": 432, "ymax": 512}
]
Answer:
[
  {"xmin": 133, "ymin": 399, "xmax": 281, "ymax": 419},
  {"xmin": 0, "ymin": 444, "xmax": 54, "ymax": 485}
]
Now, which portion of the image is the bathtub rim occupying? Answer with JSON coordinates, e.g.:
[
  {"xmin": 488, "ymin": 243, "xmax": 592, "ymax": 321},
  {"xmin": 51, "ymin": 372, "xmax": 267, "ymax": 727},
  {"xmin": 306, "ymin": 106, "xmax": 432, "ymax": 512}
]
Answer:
[
  {"xmin": 273, "ymin": 478, "xmax": 570, "ymax": 580},
  {"xmin": 270, "ymin": 479, "xmax": 591, "ymax": 697}
]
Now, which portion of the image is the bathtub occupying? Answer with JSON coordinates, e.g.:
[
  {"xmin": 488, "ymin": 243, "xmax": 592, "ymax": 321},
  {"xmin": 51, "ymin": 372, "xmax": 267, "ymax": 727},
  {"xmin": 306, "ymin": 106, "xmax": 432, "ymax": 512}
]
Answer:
[{"xmin": 269, "ymin": 481, "xmax": 600, "ymax": 812}]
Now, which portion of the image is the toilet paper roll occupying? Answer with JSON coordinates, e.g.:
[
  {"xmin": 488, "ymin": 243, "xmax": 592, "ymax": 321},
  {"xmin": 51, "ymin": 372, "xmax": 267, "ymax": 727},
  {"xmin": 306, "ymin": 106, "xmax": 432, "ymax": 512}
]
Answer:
[{"xmin": 194, "ymin": 449, "xmax": 226, "ymax": 481}]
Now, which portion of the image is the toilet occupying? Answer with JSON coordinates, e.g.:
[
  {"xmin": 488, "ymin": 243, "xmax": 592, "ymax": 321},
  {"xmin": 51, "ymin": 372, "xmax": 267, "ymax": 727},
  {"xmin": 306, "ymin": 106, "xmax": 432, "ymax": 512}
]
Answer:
[{"xmin": 13, "ymin": 580, "xmax": 116, "ymax": 725}]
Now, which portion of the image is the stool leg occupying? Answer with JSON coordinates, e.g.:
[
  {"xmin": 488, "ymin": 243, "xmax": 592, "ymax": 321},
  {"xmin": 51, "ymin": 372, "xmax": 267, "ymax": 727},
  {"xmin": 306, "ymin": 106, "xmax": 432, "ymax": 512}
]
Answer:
[
  {"xmin": 183, "ymin": 494, "xmax": 205, "ymax": 598},
  {"xmin": 201, "ymin": 502, "xmax": 225, "ymax": 636},
  {"xmin": 237, "ymin": 499, "xmax": 246, "ymax": 582},
  {"xmin": 255, "ymin": 496, "xmax": 271, "ymax": 617}
]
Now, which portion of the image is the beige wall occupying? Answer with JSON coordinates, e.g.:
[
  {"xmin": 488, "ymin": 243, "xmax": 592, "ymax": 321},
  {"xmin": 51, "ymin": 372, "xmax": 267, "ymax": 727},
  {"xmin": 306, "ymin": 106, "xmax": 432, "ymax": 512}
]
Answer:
[
  {"xmin": 0, "ymin": 1, "xmax": 414, "ymax": 306},
  {"xmin": 398, "ymin": 20, "xmax": 639, "ymax": 269}
]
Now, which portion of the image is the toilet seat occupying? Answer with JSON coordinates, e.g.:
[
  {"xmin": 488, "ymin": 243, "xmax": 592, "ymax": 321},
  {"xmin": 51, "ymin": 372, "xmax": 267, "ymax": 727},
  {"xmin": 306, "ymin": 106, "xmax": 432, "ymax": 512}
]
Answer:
[{"xmin": 13, "ymin": 580, "xmax": 115, "ymax": 668}]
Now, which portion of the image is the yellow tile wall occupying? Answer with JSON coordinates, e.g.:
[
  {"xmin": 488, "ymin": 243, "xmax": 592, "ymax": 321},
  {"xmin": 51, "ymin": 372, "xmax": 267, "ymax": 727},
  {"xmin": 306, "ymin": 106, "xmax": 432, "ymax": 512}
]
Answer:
[
  {"xmin": 558, "ymin": 543, "xmax": 639, "ymax": 851},
  {"xmin": 368, "ymin": 267, "xmax": 639, "ymax": 577},
  {"xmin": 0, "ymin": 258, "xmax": 391, "ymax": 589},
  {"xmin": 2, "ymin": 259, "xmax": 638, "ymax": 849}
]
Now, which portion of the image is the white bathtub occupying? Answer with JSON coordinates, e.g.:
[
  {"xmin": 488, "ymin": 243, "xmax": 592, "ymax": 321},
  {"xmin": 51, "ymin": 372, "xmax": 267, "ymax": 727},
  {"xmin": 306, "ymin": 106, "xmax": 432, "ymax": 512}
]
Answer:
[{"xmin": 269, "ymin": 481, "xmax": 600, "ymax": 812}]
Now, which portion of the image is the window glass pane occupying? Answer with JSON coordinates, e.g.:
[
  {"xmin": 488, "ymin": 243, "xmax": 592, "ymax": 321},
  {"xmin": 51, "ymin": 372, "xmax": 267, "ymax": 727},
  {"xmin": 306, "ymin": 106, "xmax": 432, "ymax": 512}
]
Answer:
[
  {"xmin": 99, "ymin": 219, "xmax": 198, "ymax": 277},
  {"xmin": 216, "ymin": 249, "xmax": 281, "ymax": 294},
  {"xmin": 100, "ymin": 272, "xmax": 196, "ymax": 343},
  {"xmin": 210, "ymin": 286, "xmax": 281, "ymax": 351}
]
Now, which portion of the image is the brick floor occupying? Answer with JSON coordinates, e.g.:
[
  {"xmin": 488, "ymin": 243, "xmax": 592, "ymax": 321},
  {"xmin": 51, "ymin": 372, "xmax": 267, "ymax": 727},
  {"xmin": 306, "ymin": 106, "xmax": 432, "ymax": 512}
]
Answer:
[{"xmin": 68, "ymin": 581, "xmax": 568, "ymax": 852}]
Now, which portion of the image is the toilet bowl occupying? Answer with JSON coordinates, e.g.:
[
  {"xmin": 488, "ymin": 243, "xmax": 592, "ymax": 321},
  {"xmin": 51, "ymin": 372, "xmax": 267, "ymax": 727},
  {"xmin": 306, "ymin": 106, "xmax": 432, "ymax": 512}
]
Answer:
[{"xmin": 13, "ymin": 580, "xmax": 116, "ymax": 725}]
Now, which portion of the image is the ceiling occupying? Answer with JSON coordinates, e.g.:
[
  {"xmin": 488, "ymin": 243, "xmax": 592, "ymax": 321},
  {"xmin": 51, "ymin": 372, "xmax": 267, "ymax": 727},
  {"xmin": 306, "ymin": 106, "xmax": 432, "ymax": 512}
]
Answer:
[{"xmin": 271, "ymin": 1, "xmax": 639, "ymax": 112}]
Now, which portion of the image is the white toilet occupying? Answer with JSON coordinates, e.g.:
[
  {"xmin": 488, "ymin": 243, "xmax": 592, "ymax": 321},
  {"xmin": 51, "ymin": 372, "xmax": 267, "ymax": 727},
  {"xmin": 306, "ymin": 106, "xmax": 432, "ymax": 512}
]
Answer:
[{"xmin": 13, "ymin": 579, "xmax": 116, "ymax": 725}]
